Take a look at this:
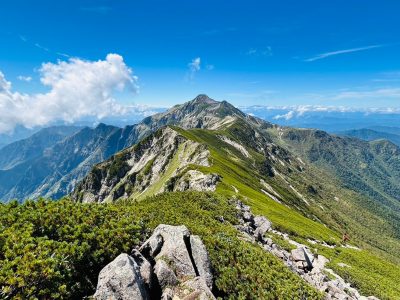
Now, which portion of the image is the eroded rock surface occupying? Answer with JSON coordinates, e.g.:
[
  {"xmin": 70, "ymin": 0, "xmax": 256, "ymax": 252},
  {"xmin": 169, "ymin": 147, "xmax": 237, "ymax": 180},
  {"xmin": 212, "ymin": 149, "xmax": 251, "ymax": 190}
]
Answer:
[{"xmin": 94, "ymin": 224, "xmax": 215, "ymax": 300}]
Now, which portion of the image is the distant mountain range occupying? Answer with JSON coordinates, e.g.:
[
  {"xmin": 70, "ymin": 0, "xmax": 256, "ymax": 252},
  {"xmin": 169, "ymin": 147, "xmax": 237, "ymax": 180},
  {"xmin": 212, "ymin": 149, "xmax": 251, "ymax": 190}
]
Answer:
[
  {"xmin": 242, "ymin": 106, "xmax": 400, "ymax": 132},
  {"xmin": 338, "ymin": 126, "xmax": 400, "ymax": 146}
]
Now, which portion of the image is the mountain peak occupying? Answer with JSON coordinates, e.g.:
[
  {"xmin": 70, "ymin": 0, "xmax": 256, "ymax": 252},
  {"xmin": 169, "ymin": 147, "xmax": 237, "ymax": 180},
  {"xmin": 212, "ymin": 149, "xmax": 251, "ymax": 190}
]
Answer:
[{"xmin": 191, "ymin": 94, "xmax": 218, "ymax": 105}]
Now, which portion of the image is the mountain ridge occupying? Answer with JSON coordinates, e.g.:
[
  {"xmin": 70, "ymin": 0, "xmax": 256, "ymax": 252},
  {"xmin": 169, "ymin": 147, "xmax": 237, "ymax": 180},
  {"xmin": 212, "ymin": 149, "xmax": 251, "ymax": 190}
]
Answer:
[
  {"xmin": 2, "ymin": 95, "xmax": 400, "ymax": 298},
  {"xmin": 0, "ymin": 95, "xmax": 262, "ymax": 201}
]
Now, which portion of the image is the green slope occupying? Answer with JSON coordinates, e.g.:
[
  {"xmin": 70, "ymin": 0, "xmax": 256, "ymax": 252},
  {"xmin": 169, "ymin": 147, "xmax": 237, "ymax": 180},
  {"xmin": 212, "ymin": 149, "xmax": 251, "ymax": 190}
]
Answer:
[
  {"xmin": 71, "ymin": 122, "xmax": 400, "ymax": 299},
  {"xmin": 0, "ymin": 193, "xmax": 322, "ymax": 299}
]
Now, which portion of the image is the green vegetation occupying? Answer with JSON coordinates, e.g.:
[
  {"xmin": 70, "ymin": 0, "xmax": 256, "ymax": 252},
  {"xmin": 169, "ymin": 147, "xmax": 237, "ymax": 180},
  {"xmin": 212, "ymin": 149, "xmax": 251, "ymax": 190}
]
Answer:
[
  {"xmin": 0, "ymin": 192, "xmax": 322, "ymax": 299},
  {"xmin": 172, "ymin": 127, "xmax": 400, "ymax": 299},
  {"xmin": 0, "ymin": 198, "xmax": 143, "ymax": 299},
  {"xmin": 136, "ymin": 143, "xmax": 184, "ymax": 200},
  {"xmin": 318, "ymin": 245, "xmax": 400, "ymax": 299},
  {"xmin": 175, "ymin": 127, "xmax": 340, "ymax": 243},
  {"xmin": 278, "ymin": 128, "xmax": 400, "ymax": 243},
  {"xmin": 267, "ymin": 233, "xmax": 296, "ymax": 252},
  {"xmin": 6, "ymin": 122, "xmax": 400, "ymax": 299},
  {"xmin": 108, "ymin": 152, "xmax": 129, "ymax": 178}
]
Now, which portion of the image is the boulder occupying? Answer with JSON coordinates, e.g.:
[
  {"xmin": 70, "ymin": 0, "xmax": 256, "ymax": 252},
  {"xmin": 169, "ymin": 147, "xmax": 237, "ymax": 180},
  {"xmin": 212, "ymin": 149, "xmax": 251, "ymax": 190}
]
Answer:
[
  {"xmin": 95, "ymin": 225, "xmax": 215, "ymax": 299},
  {"xmin": 139, "ymin": 224, "xmax": 214, "ymax": 298},
  {"xmin": 291, "ymin": 247, "xmax": 306, "ymax": 261},
  {"xmin": 140, "ymin": 224, "xmax": 197, "ymax": 280},
  {"xmin": 253, "ymin": 215, "xmax": 271, "ymax": 240},
  {"xmin": 94, "ymin": 253, "xmax": 149, "ymax": 300},
  {"xmin": 242, "ymin": 210, "xmax": 254, "ymax": 223},
  {"xmin": 311, "ymin": 254, "xmax": 329, "ymax": 272},
  {"xmin": 140, "ymin": 231, "xmax": 164, "ymax": 258}
]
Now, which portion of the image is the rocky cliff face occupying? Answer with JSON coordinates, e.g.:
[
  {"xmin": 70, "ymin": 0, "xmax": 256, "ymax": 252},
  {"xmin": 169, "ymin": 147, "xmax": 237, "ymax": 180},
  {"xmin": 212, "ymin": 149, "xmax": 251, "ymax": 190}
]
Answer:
[{"xmin": 72, "ymin": 127, "xmax": 215, "ymax": 203}]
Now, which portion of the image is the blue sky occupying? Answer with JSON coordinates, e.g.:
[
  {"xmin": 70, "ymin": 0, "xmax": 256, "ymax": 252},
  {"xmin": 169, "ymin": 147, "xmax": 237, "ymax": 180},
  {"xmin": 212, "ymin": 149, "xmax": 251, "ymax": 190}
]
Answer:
[{"xmin": 1, "ymin": 0, "xmax": 400, "ymax": 131}]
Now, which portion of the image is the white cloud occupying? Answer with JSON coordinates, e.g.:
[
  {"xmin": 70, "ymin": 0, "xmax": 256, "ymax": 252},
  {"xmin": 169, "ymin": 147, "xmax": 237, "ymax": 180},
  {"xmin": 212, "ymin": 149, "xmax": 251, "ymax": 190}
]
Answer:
[
  {"xmin": 246, "ymin": 48, "xmax": 257, "ymax": 55},
  {"xmin": 187, "ymin": 57, "xmax": 201, "ymax": 80},
  {"xmin": 246, "ymin": 47, "xmax": 273, "ymax": 56},
  {"xmin": 242, "ymin": 105, "xmax": 400, "ymax": 121},
  {"xmin": 304, "ymin": 45, "xmax": 384, "ymax": 62},
  {"xmin": 34, "ymin": 43, "xmax": 49, "ymax": 52},
  {"xmin": 274, "ymin": 110, "xmax": 295, "ymax": 120},
  {"xmin": 17, "ymin": 75, "xmax": 32, "ymax": 82},
  {"xmin": 0, "ymin": 53, "xmax": 138, "ymax": 133}
]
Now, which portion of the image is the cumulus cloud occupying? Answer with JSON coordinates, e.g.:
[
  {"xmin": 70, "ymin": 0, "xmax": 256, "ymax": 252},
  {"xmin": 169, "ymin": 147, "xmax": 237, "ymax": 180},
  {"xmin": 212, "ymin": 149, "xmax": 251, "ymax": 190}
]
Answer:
[
  {"xmin": 0, "ymin": 54, "xmax": 138, "ymax": 133},
  {"xmin": 187, "ymin": 57, "xmax": 201, "ymax": 80}
]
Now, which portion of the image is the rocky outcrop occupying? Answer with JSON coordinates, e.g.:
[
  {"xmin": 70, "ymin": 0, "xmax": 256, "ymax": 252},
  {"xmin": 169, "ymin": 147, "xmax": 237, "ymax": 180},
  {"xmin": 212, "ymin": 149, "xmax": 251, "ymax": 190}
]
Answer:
[
  {"xmin": 234, "ymin": 200, "xmax": 272, "ymax": 243},
  {"xmin": 94, "ymin": 253, "xmax": 149, "ymax": 300},
  {"xmin": 172, "ymin": 170, "xmax": 220, "ymax": 192},
  {"xmin": 234, "ymin": 200, "xmax": 380, "ymax": 300},
  {"xmin": 94, "ymin": 224, "xmax": 215, "ymax": 300},
  {"xmin": 73, "ymin": 127, "xmax": 215, "ymax": 203}
]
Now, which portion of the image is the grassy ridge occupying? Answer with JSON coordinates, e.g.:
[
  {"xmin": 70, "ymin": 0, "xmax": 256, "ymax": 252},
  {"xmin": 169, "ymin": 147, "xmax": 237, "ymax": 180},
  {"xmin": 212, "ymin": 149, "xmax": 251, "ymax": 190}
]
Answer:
[
  {"xmin": 174, "ymin": 127, "xmax": 400, "ymax": 299},
  {"xmin": 176, "ymin": 127, "xmax": 340, "ymax": 242}
]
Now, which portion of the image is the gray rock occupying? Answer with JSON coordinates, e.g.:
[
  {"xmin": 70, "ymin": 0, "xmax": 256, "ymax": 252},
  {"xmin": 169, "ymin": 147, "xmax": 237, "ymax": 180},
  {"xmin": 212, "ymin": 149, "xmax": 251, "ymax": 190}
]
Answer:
[
  {"xmin": 139, "ymin": 231, "xmax": 163, "ymax": 258},
  {"xmin": 234, "ymin": 224, "xmax": 253, "ymax": 234},
  {"xmin": 333, "ymin": 293, "xmax": 351, "ymax": 300},
  {"xmin": 180, "ymin": 277, "xmax": 216, "ymax": 300},
  {"xmin": 265, "ymin": 237, "xmax": 273, "ymax": 246},
  {"xmin": 311, "ymin": 254, "xmax": 329, "ymax": 272},
  {"xmin": 243, "ymin": 211, "xmax": 254, "ymax": 223},
  {"xmin": 154, "ymin": 259, "xmax": 178, "ymax": 289},
  {"xmin": 190, "ymin": 235, "xmax": 213, "ymax": 288},
  {"xmin": 94, "ymin": 253, "xmax": 149, "ymax": 300},
  {"xmin": 291, "ymin": 248, "xmax": 306, "ymax": 261},
  {"xmin": 271, "ymin": 248, "xmax": 286, "ymax": 259},
  {"xmin": 131, "ymin": 249, "xmax": 153, "ymax": 288},
  {"xmin": 291, "ymin": 247, "xmax": 314, "ymax": 270},
  {"xmin": 253, "ymin": 216, "xmax": 272, "ymax": 240},
  {"xmin": 143, "ymin": 224, "xmax": 197, "ymax": 280},
  {"xmin": 161, "ymin": 287, "xmax": 174, "ymax": 300}
]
